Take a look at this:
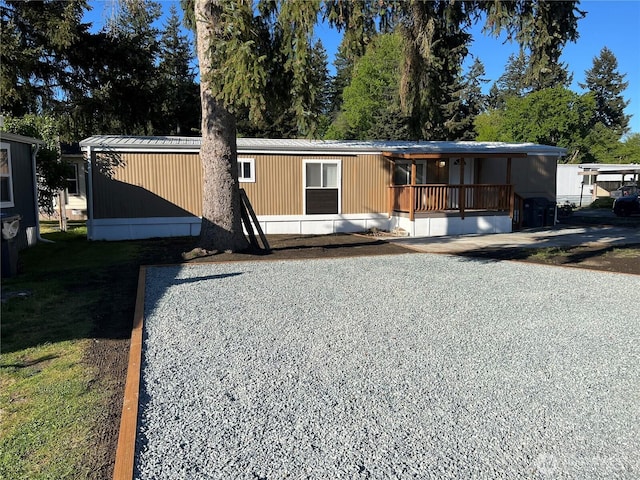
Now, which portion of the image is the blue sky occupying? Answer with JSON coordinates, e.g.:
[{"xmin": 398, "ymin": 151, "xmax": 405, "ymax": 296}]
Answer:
[{"xmin": 86, "ymin": 0, "xmax": 640, "ymax": 134}]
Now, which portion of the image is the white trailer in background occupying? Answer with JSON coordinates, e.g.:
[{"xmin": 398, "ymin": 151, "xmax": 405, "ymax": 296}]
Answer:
[{"xmin": 556, "ymin": 163, "xmax": 640, "ymax": 206}]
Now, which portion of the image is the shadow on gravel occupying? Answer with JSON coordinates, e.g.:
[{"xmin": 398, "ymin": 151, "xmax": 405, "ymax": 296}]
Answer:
[
  {"xmin": 269, "ymin": 238, "xmax": 390, "ymax": 252},
  {"xmin": 170, "ymin": 272, "xmax": 244, "ymax": 285}
]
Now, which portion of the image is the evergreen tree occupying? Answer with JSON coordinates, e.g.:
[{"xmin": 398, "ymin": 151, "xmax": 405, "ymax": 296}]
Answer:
[
  {"xmin": 325, "ymin": 0, "xmax": 382, "ymax": 59},
  {"xmin": 326, "ymin": 40, "xmax": 357, "ymax": 126},
  {"xmin": 398, "ymin": 0, "xmax": 473, "ymax": 140},
  {"xmin": 482, "ymin": 0, "xmax": 582, "ymax": 91},
  {"xmin": 523, "ymin": 0, "xmax": 576, "ymax": 90},
  {"xmin": 580, "ymin": 46, "xmax": 630, "ymax": 135},
  {"xmin": 188, "ymin": 0, "xmax": 329, "ymax": 252},
  {"xmin": 446, "ymin": 58, "xmax": 489, "ymax": 140},
  {"xmin": 464, "ymin": 58, "xmax": 489, "ymax": 116},
  {"xmin": 278, "ymin": 1, "xmax": 326, "ymax": 136},
  {"xmin": 306, "ymin": 40, "xmax": 331, "ymax": 137},
  {"xmin": 191, "ymin": 0, "xmax": 249, "ymax": 253},
  {"xmin": 486, "ymin": 83, "xmax": 502, "ymax": 110},
  {"xmin": 233, "ymin": 13, "xmax": 329, "ymax": 138},
  {"xmin": 0, "ymin": 0, "xmax": 90, "ymax": 116},
  {"xmin": 496, "ymin": 51, "xmax": 530, "ymax": 98},
  {"xmin": 157, "ymin": 4, "xmax": 200, "ymax": 135},
  {"xmin": 100, "ymin": 0, "xmax": 163, "ymax": 135}
]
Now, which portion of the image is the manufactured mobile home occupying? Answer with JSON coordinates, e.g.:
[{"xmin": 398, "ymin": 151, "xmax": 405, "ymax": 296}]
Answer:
[
  {"xmin": 80, "ymin": 136, "xmax": 565, "ymax": 240},
  {"xmin": 0, "ymin": 132, "xmax": 44, "ymax": 249}
]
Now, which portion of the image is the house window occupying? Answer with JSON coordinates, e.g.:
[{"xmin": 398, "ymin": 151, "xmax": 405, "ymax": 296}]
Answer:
[
  {"xmin": 67, "ymin": 163, "xmax": 79, "ymax": 195},
  {"xmin": 238, "ymin": 158, "xmax": 255, "ymax": 183},
  {"xmin": 426, "ymin": 159, "xmax": 449, "ymax": 184},
  {"xmin": 582, "ymin": 172, "xmax": 595, "ymax": 186},
  {"xmin": 394, "ymin": 161, "xmax": 427, "ymax": 185},
  {"xmin": 304, "ymin": 160, "xmax": 341, "ymax": 214},
  {"xmin": 0, "ymin": 142, "xmax": 14, "ymax": 208}
]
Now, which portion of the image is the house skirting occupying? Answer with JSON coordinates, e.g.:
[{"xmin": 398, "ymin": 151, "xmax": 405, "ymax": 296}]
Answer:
[
  {"xmin": 88, "ymin": 217, "xmax": 203, "ymax": 241},
  {"xmin": 390, "ymin": 211, "xmax": 512, "ymax": 237},
  {"xmin": 88, "ymin": 214, "xmax": 392, "ymax": 241},
  {"xmin": 88, "ymin": 212, "xmax": 512, "ymax": 241}
]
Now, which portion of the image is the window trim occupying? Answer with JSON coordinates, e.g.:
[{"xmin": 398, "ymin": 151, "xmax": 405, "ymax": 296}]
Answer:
[
  {"xmin": 0, "ymin": 142, "xmax": 15, "ymax": 208},
  {"xmin": 238, "ymin": 157, "xmax": 255, "ymax": 183},
  {"xmin": 303, "ymin": 159, "xmax": 342, "ymax": 215},
  {"xmin": 67, "ymin": 163, "xmax": 79, "ymax": 196}
]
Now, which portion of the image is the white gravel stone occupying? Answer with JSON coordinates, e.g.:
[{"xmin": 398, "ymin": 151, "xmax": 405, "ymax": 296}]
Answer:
[{"xmin": 134, "ymin": 253, "xmax": 640, "ymax": 479}]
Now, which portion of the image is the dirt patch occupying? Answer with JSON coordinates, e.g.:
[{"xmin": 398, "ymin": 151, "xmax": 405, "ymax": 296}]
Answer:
[
  {"xmin": 83, "ymin": 233, "xmax": 638, "ymax": 479},
  {"xmin": 455, "ymin": 243, "xmax": 640, "ymax": 275}
]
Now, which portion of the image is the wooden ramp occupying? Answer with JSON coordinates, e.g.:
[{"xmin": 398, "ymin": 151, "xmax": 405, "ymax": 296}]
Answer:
[{"xmin": 240, "ymin": 189, "xmax": 270, "ymax": 252}]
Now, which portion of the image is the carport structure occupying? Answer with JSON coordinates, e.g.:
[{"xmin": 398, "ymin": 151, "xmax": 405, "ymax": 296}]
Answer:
[{"xmin": 579, "ymin": 165, "xmax": 640, "ymax": 203}]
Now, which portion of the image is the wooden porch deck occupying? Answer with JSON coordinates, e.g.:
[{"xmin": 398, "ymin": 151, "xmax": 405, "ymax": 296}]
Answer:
[{"xmin": 389, "ymin": 184, "xmax": 523, "ymax": 229}]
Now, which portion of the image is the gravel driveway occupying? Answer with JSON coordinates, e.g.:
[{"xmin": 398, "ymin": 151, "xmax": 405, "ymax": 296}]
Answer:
[{"xmin": 135, "ymin": 253, "xmax": 639, "ymax": 479}]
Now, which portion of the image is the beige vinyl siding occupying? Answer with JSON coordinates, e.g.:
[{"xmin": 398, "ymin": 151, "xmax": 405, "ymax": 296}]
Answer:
[
  {"xmin": 477, "ymin": 155, "xmax": 557, "ymax": 199},
  {"xmin": 92, "ymin": 151, "xmax": 392, "ymax": 220},
  {"xmin": 93, "ymin": 152, "xmax": 202, "ymax": 218},
  {"xmin": 241, "ymin": 153, "xmax": 389, "ymax": 215},
  {"xmin": 511, "ymin": 155, "xmax": 557, "ymax": 199},
  {"xmin": 241, "ymin": 154, "xmax": 302, "ymax": 215},
  {"xmin": 342, "ymin": 154, "xmax": 389, "ymax": 214}
]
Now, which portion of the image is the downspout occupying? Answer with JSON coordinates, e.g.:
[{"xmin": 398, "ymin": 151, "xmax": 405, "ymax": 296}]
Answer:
[
  {"xmin": 32, "ymin": 142, "xmax": 54, "ymax": 244},
  {"xmin": 85, "ymin": 146, "xmax": 94, "ymax": 240}
]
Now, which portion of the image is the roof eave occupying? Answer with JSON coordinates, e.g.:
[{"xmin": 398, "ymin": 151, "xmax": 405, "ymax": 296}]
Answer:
[{"xmin": 0, "ymin": 132, "xmax": 45, "ymax": 146}]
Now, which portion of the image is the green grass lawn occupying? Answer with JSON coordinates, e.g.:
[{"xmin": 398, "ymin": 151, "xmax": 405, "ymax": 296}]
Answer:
[{"xmin": 1, "ymin": 225, "xmax": 145, "ymax": 479}]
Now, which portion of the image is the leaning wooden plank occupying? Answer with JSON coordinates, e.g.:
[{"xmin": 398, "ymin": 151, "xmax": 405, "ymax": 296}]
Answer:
[
  {"xmin": 240, "ymin": 200, "xmax": 260, "ymax": 250},
  {"xmin": 240, "ymin": 189, "xmax": 271, "ymax": 251}
]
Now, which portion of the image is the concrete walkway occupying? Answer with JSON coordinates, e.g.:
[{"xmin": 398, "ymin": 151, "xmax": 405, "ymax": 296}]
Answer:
[{"xmin": 387, "ymin": 225, "xmax": 640, "ymax": 254}]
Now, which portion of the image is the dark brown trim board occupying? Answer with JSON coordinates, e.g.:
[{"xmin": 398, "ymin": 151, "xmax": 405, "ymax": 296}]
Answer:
[{"xmin": 113, "ymin": 267, "xmax": 146, "ymax": 480}]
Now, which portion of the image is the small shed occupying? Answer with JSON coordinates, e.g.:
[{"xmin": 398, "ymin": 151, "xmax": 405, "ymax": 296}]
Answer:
[
  {"xmin": 0, "ymin": 132, "xmax": 44, "ymax": 249},
  {"xmin": 80, "ymin": 136, "xmax": 565, "ymax": 240}
]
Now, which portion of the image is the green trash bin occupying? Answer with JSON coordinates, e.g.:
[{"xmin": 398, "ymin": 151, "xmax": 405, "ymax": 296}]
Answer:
[{"xmin": 1, "ymin": 213, "xmax": 21, "ymax": 277}]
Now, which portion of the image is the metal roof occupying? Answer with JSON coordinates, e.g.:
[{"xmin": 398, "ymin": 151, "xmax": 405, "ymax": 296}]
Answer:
[
  {"xmin": 79, "ymin": 135, "xmax": 567, "ymax": 156},
  {"xmin": 0, "ymin": 131, "xmax": 45, "ymax": 145}
]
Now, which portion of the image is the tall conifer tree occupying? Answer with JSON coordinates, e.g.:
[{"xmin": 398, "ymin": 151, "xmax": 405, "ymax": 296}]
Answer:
[
  {"xmin": 157, "ymin": 4, "xmax": 199, "ymax": 135},
  {"xmin": 0, "ymin": 0, "xmax": 89, "ymax": 116},
  {"xmin": 580, "ymin": 46, "xmax": 630, "ymax": 135}
]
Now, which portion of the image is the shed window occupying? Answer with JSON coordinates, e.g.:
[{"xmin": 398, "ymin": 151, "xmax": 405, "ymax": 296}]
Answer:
[
  {"xmin": 0, "ymin": 143, "xmax": 14, "ymax": 208},
  {"xmin": 238, "ymin": 158, "xmax": 255, "ymax": 183},
  {"xmin": 67, "ymin": 163, "xmax": 79, "ymax": 195}
]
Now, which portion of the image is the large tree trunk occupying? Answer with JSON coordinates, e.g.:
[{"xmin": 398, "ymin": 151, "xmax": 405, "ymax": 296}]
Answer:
[{"xmin": 194, "ymin": 0, "xmax": 248, "ymax": 252}]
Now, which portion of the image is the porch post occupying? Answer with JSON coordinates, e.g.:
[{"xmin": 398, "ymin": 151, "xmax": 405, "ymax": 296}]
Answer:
[
  {"xmin": 459, "ymin": 158, "xmax": 465, "ymax": 219},
  {"xmin": 388, "ymin": 158, "xmax": 394, "ymax": 218},
  {"xmin": 507, "ymin": 158, "xmax": 514, "ymax": 219},
  {"xmin": 410, "ymin": 161, "xmax": 416, "ymax": 221}
]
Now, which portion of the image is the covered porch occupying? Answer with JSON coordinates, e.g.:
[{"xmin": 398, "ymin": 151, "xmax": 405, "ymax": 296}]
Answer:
[{"xmin": 383, "ymin": 151, "xmax": 526, "ymax": 232}]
